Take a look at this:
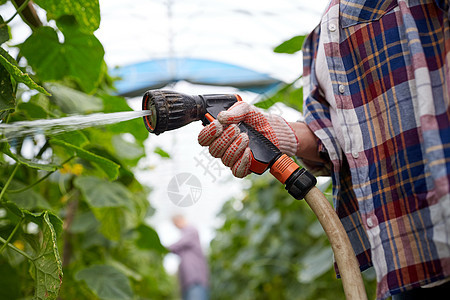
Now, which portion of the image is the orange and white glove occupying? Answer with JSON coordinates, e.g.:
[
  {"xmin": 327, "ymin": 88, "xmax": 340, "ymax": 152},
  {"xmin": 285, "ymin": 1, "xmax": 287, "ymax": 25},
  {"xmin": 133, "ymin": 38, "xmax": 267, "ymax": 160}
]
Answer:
[{"xmin": 198, "ymin": 101, "xmax": 298, "ymax": 178}]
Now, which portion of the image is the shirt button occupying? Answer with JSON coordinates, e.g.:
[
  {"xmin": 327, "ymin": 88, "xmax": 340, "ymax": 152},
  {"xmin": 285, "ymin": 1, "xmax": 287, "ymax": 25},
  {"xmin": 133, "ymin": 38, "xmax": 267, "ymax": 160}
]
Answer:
[
  {"xmin": 338, "ymin": 84, "xmax": 345, "ymax": 94},
  {"xmin": 328, "ymin": 24, "xmax": 337, "ymax": 32},
  {"xmin": 352, "ymin": 151, "xmax": 359, "ymax": 158},
  {"xmin": 367, "ymin": 217, "xmax": 374, "ymax": 228}
]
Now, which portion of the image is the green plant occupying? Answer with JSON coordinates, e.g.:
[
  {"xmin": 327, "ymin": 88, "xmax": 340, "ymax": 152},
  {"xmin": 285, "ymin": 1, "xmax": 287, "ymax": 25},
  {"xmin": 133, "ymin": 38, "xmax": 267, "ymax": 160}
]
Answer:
[
  {"xmin": 209, "ymin": 175, "xmax": 377, "ymax": 300},
  {"xmin": 0, "ymin": 1, "xmax": 176, "ymax": 299}
]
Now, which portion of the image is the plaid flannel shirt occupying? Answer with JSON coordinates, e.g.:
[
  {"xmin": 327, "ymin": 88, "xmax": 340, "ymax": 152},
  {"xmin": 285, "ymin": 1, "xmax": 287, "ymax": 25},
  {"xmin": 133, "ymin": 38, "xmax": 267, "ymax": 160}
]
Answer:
[{"xmin": 301, "ymin": 0, "xmax": 450, "ymax": 299}]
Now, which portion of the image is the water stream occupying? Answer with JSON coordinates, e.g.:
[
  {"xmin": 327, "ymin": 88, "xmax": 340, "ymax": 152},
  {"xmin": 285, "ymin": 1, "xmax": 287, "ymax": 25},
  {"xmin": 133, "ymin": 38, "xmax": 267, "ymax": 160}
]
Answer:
[{"xmin": 0, "ymin": 110, "xmax": 152, "ymax": 142}]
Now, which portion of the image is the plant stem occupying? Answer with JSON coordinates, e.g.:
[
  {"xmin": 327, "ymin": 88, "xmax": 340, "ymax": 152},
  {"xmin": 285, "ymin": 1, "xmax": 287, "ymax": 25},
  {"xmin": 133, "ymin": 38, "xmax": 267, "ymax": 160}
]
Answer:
[
  {"xmin": 0, "ymin": 235, "xmax": 32, "ymax": 260},
  {"xmin": 0, "ymin": 218, "xmax": 23, "ymax": 254},
  {"xmin": 62, "ymin": 196, "xmax": 78, "ymax": 267},
  {"xmin": 11, "ymin": 0, "xmax": 42, "ymax": 29},
  {"xmin": 0, "ymin": 0, "xmax": 31, "ymax": 27},
  {"xmin": 36, "ymin": 139, "xmax": 50, "ymax": 159},
  {"xmin": 8, "ymin": 156, "xmax": 75, "ymax": 194},
  {"xmin": 10, "ymin": 170, "xmax": 53, "ymax": 194},
  {"xmin": 0, "ymin": 163, "xmax": 20, "ymax": 202}
]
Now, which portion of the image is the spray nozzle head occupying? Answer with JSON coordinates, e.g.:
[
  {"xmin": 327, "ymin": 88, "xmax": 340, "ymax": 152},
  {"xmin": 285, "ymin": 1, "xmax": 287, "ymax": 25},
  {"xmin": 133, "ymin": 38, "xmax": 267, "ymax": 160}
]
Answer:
[
  {"xmin": 142, "ymin": 90, "xmax": 207, "ymax": 135},
  {"xmin": 142, "ymin": 90, "xmax": 241, "ymax": 135}
]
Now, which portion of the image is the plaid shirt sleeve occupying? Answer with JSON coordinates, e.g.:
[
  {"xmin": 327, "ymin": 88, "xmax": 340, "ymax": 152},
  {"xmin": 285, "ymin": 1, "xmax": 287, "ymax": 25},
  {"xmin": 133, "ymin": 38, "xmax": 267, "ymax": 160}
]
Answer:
[{"xmin": 302, "ymin": 0, "xmax": 450, "ymax": 299}]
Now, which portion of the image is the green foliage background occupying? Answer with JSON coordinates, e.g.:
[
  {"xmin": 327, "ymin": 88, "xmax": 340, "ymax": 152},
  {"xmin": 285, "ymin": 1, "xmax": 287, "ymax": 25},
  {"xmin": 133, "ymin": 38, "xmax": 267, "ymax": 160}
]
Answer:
[
  {"xmin": 0, "ymin": 1, "xmax": 176, "ymax": 299},
  {"xmin": 209, "ymin": 175, "xmax": 377, "ymax": 300}
]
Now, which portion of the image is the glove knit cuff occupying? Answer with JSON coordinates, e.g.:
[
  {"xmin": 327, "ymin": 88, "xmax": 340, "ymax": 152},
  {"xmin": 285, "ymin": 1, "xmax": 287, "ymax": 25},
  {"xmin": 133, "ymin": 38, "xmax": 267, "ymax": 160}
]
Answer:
[{"xmin": 267, "ymin": 114, "xmax": 299, "ymax": 157}]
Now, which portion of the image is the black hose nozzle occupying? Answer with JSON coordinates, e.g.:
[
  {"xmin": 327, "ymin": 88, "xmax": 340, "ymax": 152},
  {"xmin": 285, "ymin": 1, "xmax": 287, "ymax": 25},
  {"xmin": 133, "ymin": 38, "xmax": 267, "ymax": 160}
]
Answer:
[
  {"xmin": 142, "ymin": 89, "xmax": 318, "ymax": 200},
  {"xmin": 142, "ymin": 90, "xmax": 239, "ymax": 135},
  {"xmin": 142, "ymin": 90, "xmax": 206, "ymax": 135}
]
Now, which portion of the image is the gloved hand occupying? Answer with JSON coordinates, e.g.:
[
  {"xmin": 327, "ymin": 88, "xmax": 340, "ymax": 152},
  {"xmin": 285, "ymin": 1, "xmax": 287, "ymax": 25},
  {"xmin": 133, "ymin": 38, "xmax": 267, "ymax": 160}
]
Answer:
[{"xmin": 198, "ymin": 101, "xmax": 298, "ymax": 178}]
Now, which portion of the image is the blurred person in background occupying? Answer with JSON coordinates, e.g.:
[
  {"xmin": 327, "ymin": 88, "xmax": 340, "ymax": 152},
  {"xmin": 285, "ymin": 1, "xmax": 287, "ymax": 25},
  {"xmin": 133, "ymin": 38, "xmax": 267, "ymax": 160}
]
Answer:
[{"xmin": 168, "ymin": 214, "xmax": 209, "ymax": 300}]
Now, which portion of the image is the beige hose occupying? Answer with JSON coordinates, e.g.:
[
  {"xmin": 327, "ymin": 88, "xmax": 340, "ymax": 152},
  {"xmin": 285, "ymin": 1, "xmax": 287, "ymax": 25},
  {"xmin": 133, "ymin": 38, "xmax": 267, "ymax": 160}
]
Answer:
[{"xmin": 304, "ymin": 187, "xmax": 368, "ymax": 300}]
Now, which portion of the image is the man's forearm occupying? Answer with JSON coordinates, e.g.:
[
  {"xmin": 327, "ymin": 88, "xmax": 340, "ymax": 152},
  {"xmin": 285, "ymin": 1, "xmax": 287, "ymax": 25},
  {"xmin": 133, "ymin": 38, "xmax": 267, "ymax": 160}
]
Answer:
[{"xmin": 289, "ymin": 122, "xmax": 325, "ymax": 163}]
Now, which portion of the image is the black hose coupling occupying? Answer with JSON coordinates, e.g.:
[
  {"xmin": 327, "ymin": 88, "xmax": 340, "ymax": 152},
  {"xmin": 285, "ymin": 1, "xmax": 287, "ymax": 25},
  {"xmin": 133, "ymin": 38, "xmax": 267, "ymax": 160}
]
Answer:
[{"xmin": 284, "ymin": 168, "xmax": 317, "ymax": 200}]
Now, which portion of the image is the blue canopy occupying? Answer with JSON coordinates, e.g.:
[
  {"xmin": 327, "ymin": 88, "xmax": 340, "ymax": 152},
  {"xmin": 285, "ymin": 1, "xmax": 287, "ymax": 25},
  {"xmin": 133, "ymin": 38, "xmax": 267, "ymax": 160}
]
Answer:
[{"xmin": 111, "ymin": 57, "xmax": 283, "ymax": 97}]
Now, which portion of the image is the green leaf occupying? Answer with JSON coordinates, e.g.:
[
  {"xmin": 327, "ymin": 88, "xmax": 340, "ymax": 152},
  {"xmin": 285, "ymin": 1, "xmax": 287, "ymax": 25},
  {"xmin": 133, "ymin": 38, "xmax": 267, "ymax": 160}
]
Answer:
[
  {"xmin": 1, "ymin": 144, "xmax": 59, "ymax": 171},
  {"xmin": 2, "ymin": 201, "xmax": 24, "ymax": 218},
  {"xmin": 100, "ymin": 93, "xmax": 149, "ymax": 142},
  {"xmin": 254, "ymin": 79, "xmax": 303, "ymax": 111},
  {"xmin": 24, "ymin": 211, "xmax": 63, "ymax": 300},
  {"xmin": 107, "ymin": 260, "xmax": 142, "ymax": 281},
  {"xmin": 17, "ymin": 102, "xmax": 48, "ymax": 119},
  {"xmin": 81, "ymin": 231, "xmax": 110, "ymax": 249},
  {"xmin": 54, "ymin": 131, "xmax": 89, "ymax": 148},
  {"xmin": 0, "ymin": 16, "xmax": 10, "ymax": 44},
  {"xmin": 253, "ymin": 97, "xmax": 277, "ymax": 110},
  {"xmin": 101, "ymin": 93, "xmax": 133, "ymax": 113},
  {"xmin": 0, "ymin": 63, "xmax": 14, "ymax": 114},
  {"xmin": 35, "ymin": 215, "xmax": 63, "ymax": 299},
  {"xmin": 0, "ymin": 48, "xmax": 50, "ymax": 96},
  {"xmin": 29, "ymin": 92, "xmax": 52, "ymax": 114},
  {"xmin": 7, "ymin": 187, "xmax": 51, "ymax": 210},
  {"xmin": 23, "ymin": 232, "xmax": 41, "ymax": 254},
  {"xmin": 0, "ymin": 258, "xmax": 22, "ymax": 299},
  {"xmin": 75, "ymin": 265, "xmax": 133, "ymax": 300},
  {"xmin": 136, "ymin": 224, "xmax": 168, "ymax": 254},
  {"xmin": 273, "ymin": 35, "xmax": 306, "ymax": 54},
  {"xmin": 35, "ymin": 0, "xmax": 100, "ymax": 33},
  {"xmin": 20, "ymin": 26, "xmax": 105, "ymax": 93},
  {"xmin": 69, "ymin": 211, "xmax": 99, "ymax": 234},
  {"xmin": 307, "ymin": 220, "xmax": 325, "ymax": 238},
  {"xmin": 74, "ymin": 176, "xmax": 133, "ymax": 210},
  {"xmin": 0, "ymin": 47, "xmax": 17, "ymax": 65},
  {"xmin": 297, "ymin": 246, "xmax": 333, "ymax": 283},
  {"xmin": 74, "ymin": 176, "xmax": 135, "ymax": 240},
  {"xmin": 51, "ymin": 139, "xmax": 119, "ymax": 180},
  {"xmin": 91, "ymin": 206, "xmax": 124, "ymax": 241},
  {"xmin": 112, "ymin": 134, "xmax": 144, "ymax": 161},
  {"xmin": 19, "ymin": 158, "xmax": 59, "ymax": 172},
  {"xmin": 154, "ymin": 146, "xmax": 171, "ymax": 159},
  {"xmin": 24, "ymin": 210, "xmax": 63, "ymax": 237},
  {"xmin": 45, "ymin": 82, "xmax": 103, "ymax": 114}
]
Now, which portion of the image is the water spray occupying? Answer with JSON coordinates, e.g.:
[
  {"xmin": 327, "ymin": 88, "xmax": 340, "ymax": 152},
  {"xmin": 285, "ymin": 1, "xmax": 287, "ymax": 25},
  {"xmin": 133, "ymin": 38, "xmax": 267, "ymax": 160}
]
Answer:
[{"xmin": 0, "ymin": 110, "xmax": 152, "ymax": 142}]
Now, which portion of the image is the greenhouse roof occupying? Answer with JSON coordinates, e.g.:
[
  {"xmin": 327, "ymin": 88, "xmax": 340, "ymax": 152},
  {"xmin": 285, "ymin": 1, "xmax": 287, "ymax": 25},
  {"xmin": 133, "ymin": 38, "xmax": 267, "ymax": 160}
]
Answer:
[{"xmin": 111, "ymin": 57, "xmax": 283, "ymax": 96}]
